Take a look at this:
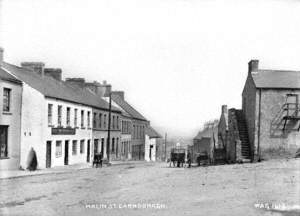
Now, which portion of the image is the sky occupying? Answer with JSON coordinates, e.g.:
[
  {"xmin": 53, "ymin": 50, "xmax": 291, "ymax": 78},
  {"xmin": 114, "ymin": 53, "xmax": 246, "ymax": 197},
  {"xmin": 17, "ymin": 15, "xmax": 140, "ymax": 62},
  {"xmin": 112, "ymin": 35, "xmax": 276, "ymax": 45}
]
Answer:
[{"xmin": 1, "ymin": 0, "xmax": 300, "ymax": 139}]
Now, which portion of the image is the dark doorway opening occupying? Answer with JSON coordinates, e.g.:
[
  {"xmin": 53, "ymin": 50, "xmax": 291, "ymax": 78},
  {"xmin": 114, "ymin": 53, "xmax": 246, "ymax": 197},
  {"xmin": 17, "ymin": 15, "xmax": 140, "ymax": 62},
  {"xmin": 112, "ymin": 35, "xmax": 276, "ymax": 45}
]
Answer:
[
  {"xmin": 46, "ymin": 141, "xmax": 51, "ymax": 168},
  {"xmin": 64, "ymin": 140, "xmax": 69, "ymax": 165}
]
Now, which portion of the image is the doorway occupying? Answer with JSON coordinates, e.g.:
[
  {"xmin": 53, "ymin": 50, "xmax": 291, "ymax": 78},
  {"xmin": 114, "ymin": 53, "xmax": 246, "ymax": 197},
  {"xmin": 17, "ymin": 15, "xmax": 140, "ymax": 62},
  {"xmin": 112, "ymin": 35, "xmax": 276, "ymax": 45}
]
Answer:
[
  {"xmin": 149, "ymin": 145, "xmax": 153, "ymax": 161},
  {"xmin": 64, "ymin": 140, "xmax": 69, "ymax": 165},
  {"xmin": 87, "ymin": 140, "xmax": 90, "ymax": 162},
  {"xmin": 46, "ymin": 141, "xmax": 51, "ymax": 168}
]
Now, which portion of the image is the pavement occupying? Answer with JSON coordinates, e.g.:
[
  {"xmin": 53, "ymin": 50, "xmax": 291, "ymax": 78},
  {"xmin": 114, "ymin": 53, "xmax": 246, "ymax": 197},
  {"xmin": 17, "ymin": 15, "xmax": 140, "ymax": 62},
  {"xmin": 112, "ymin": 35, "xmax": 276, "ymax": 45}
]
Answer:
[{"xmin": 0, "ymin": 160, "xmax": 145, "ymax": 180}]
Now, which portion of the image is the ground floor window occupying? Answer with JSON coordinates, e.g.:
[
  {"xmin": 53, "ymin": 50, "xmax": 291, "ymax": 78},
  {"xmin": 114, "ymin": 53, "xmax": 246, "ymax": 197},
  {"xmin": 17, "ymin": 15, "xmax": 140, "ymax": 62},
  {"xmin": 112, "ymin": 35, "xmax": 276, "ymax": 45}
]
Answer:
[
  {"xmin": 72, "ymin": 140, "xmax": 77, "ymax": 155},
  {"xmin": 55, "ymin": 141, "xmax": 62, "ymax": 158},
  {"xmin": 0, "ymin": 126, "xmax": 8, "ymax": 158},
  {"xmin": 80, "ymin": 140, "xmax": 85, "ymax": 154}
]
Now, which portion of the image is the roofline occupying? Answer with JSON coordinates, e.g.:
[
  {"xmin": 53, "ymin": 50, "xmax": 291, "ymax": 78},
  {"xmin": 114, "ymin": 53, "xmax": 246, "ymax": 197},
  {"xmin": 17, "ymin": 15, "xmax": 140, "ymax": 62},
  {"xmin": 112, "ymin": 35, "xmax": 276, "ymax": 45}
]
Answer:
[
  {"xmin": 256, "ymin": 87, "xmax": 300, "ymax": 90},
  {"xmin": 45, "ymin": 96, "xmax": 122, "ymax": 113},
  {"xmin": 0, "ymin": 77, "xmax": 22, "ymax": 85}
]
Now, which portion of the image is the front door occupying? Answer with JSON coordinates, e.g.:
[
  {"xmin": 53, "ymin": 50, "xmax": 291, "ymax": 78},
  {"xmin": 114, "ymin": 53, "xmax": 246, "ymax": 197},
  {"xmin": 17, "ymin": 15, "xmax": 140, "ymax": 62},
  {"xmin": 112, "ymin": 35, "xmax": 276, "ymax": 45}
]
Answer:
[
  {"xmin": 64, "ymin": 141, "xmax": 69, "ymax": 165},
  {"xmin": 149, "ymin": 145, "xmax": 153, "ymax": 161},
  {"xmin": 0, "ymin": 126, "xmax": 8, "ymax": 159},
  {"xmin": 87, "ymin": 140, "xmax": 90, "ymax": 162},
  {"xmin": 46, "ymin": 141, "xmax": 51, "ymax": 168}
]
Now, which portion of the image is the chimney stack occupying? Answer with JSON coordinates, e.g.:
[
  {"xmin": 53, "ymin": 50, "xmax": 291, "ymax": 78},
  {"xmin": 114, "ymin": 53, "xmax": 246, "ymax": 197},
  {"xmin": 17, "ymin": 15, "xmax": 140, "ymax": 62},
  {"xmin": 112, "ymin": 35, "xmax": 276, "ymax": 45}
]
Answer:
[
  {"xmin": 21, "ymin": 62, "xmax": 45, "ymax": 76},
  {"xmin": 44, "ymin": 68, "xmax": 62, "ymax": 81},
  {"xmin": 248, "ymin": 59, "xmax": 259, "ymax": 73},
  {"xmin": 65, "ymin": 78, "xmax": 86, "ymax": 88},
  {"xmin": 221, "ymin": 105, "xmax": 228, "ymax": 114},
  {"xmin": 0, "ymin": 47, "xmax": 4, "ymax": 66},
  {"xmin": 112, "ymin": 91, "xmax": 125, "ymax": 100}
]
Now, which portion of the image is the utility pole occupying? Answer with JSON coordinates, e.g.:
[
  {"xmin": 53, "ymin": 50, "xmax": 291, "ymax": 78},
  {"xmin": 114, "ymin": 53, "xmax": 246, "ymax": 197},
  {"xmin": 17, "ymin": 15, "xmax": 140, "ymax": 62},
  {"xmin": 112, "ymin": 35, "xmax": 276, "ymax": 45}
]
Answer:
[
  {"xmin": 164, "ymin": 133, "xmax": 167, "ymax": 161},
  {"xmin": 107, "ymin": 92, "xmax": 112, "ymax": 162}
]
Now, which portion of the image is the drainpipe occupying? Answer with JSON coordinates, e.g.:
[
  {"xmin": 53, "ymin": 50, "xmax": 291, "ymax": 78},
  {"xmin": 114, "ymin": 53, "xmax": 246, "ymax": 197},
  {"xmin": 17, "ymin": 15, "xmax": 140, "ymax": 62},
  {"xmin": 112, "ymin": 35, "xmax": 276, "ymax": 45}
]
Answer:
[{"xmin": 257, "ymin": 89, "xmax": 262, "ymax": 162}]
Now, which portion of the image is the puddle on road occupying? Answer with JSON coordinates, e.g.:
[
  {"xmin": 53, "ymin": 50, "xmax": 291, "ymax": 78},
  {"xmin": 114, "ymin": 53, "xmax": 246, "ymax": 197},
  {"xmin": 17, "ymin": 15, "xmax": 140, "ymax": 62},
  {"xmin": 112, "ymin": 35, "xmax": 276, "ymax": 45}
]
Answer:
[{"xmin": 0, "ymin": 195, "xmax": 47, "ymax": 208}]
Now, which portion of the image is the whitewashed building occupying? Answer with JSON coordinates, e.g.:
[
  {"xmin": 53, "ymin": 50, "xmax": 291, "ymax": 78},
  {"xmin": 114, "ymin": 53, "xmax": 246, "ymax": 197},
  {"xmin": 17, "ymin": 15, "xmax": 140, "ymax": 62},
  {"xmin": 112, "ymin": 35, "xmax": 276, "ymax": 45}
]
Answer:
[
  {"xmin": 1, "ymin": 60, "xmax": 119, "ymax": 169},
  {"xmin": 0, "ymin": 56, "xmax": 23, "ymax": 170},
  {"xmin": 145, "ymin": 126, "xmax": 162, "ymax": 161}
]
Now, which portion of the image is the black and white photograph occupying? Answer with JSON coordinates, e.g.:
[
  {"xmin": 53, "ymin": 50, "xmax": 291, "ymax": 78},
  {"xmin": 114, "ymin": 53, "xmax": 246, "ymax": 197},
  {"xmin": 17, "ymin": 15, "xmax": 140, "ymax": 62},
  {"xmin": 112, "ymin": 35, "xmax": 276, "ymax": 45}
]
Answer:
[{"xmin": 0, "ymin": 0, "xmax": 299, "ymax": 215}]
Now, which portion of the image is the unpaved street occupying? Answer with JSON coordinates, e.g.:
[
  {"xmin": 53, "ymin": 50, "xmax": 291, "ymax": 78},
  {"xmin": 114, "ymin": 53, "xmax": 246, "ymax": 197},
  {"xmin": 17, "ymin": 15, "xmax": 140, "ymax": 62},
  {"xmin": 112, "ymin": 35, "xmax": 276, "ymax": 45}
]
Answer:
[{"xmin": 0, "ymin": 159, "xmax": 299, "ymax": 216}]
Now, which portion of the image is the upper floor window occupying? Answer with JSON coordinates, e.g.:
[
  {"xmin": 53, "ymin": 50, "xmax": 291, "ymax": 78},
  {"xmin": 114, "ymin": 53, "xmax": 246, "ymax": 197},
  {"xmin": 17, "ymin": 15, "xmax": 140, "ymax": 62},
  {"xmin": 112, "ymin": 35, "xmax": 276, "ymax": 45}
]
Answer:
[
  {"xmin": 3, "ymin": 88, "xmax": 11, "ymax": 112},
  {"xmin": 66, "ymin": 107, "xmax": 71, "ymax": 127},
  {"xmin": 74, "ymin": 109, "xmax": 78, "ymax": 127},
  {"xmin": 57, "ymin": 105, "xmax": 62, "ymax": 127},
  {"xmin": 48, "ymin": 104, "xmax": 53, "ymax": 126},
  {"xmin": 81, "ymin": 110, "xmax": 84, "ymax": 128},
  {"xmin": 104, "ymin": 114, "xmax": 107, "ymax": 128},
  {"xmin": 87, "ymin": 111, "xmax": 91, "ymax": 128},
  {"xmin": 93, "ymin": 112, "xmax": 97, "ymax": 128},
  {"xmin": 99, "ymin": 113, "xmax": 102, "ymax": 128}
]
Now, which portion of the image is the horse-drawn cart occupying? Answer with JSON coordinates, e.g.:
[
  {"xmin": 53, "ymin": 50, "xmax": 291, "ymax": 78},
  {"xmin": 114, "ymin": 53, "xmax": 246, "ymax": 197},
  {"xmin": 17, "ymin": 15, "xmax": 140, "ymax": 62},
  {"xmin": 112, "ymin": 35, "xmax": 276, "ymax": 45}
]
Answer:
[{"xmin": 170, "ymin": 148, "xmax": 186, "ymax": 167}]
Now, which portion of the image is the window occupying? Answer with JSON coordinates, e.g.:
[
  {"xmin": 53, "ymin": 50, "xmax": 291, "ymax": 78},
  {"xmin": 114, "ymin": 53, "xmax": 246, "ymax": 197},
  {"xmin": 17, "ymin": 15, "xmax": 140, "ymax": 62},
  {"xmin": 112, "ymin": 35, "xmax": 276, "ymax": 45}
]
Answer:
[
  {"xmin": 87, "ymin": 111, "xmax": 90, "ymax": 128},
  {"xmin": 48, "ymin": 104, "xmax": 53, "ymax": 126},
  {"xmin": 74, "ymin": 109, "xmax": 78, "ymax": 127},
  {"xmin": 80, "ymin": 140, "xmax": 85, "ymax": 154},
  {"xmin": 81, "ymin": 110, "xmax": 84, "ymax": 128},
  {"xmin": 99, "ymin": 113, "xmax": 102, "ymax": 128},
  {"xmin": 0, "ymin": 126, "xmax": 8, "ymax": 158},
  {"xmin": 3, "ymin": 88, "xmax": 11, "ymax": 112},
  {"xmin": 57, "ymin": 105, "xmax": 62, "ymax": 127},
  {"xmin": 133, "ymin": 125, "xmax": 136, "ymax": 138},
  {"xmin": 112, "ymin": 116, "xmax": 115, "ymax": 129},
  {"xmin": 117, "ymin": 116, "xmax": 119, "ymax": 129},
  {"xmin": 103, "ymin": 114, "xmax": 107, "ymax": 128},
  {"xmin": 55, "ymin": 141, "xmax": 62, "ymax": 157},
  {"xmin": 93, "ymin": 113, "xmax": 97, "ymax": 128},
  {"xmin": 66, "ymin": 107, "xmax": 71, "ymax": 127},
  {"xmin": 72, "ymin": 140, "xmax": 77, "ymax": 155}
]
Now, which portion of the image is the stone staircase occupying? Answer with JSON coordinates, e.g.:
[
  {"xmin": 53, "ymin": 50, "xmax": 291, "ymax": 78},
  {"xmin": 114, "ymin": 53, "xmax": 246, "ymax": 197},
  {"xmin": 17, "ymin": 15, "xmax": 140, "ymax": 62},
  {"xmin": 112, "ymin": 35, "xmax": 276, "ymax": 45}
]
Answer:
[{"xmin": 235, "ymin": 110, "xmax": 251, "ymax": 161}]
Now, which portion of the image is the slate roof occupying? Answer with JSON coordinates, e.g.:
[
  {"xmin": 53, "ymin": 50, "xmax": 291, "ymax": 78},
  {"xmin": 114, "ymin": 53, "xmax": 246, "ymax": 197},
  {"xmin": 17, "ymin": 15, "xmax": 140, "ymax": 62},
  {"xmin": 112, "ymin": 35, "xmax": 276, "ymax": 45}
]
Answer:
[
  {"xmin": 251, "ymin": 70, "xmax": 300, "ymax": 89},
  {"xmin": 146, "ymin": 126, "xmax": 162, "ymax": 138},
  {"xmin": 1, "ymin": 62, "xmax": 121, "ymax": 112},
  {"xmin": 111, "ymin": 94, "xmax": 147, "ymax": 121},
  {"xmin": 0, "ymin": 68, "xmax": 22, "ymax": 84}
]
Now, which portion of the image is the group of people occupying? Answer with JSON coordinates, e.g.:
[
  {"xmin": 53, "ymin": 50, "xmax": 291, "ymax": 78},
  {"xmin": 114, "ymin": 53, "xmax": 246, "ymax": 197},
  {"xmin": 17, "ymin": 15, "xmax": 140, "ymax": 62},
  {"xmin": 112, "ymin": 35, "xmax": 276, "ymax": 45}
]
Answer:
[{"xmin": 92, "ymin": 153, "xmax": 103, "ymax": 168}]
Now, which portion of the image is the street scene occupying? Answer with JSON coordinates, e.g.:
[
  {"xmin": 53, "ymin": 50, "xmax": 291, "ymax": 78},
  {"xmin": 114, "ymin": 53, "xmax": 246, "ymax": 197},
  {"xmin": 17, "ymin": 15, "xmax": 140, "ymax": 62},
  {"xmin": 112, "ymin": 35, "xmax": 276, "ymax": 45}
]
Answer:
[
  {"xmin": 1, "ymin": 159, "xmax": 299, "ymax": 216},
  {"xmin": 1, "ymin": 0, "xmax": 300, "ymax": 216}
]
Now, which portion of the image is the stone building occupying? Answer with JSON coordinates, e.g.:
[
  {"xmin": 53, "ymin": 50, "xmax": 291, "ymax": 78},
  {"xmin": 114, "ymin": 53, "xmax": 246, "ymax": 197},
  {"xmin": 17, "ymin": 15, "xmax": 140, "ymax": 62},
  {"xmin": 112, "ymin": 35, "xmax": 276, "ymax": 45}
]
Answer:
[
  {"xmin": 242, "ymin": 60, "xmax": 300, "ymax": 160},
  {"xmin": 219, "ymin": 60, "xmax": 300, "ymax": 162},
  {"xmin": 192, "ymin": 120, "xmax": 218, "ymax": 163},
  {"xmin": 145, "ymin": 126, "xmax": 162, "ymax": 161},
  {"xmin": 0, "ymin": 54, "xmax": 23, "ymax": 170},
  {"xmin": 110, "ymin": 92, "xmax": 149, "ymax": 160}
]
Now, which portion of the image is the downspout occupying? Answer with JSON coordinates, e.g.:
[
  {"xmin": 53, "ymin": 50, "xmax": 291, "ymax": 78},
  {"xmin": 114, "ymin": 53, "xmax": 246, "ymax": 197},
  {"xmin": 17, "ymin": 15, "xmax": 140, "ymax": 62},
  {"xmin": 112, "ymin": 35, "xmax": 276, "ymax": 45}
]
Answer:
[{"xmin": 257, "ymin": 89, "xmax": 262, "ymax": 162}]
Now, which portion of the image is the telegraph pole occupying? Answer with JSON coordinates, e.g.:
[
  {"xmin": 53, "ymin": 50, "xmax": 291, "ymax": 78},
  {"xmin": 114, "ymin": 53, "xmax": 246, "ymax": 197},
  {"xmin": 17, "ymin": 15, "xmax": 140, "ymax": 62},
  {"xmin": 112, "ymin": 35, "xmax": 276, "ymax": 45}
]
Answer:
[
  {"xmin": 107, "ymin": 92, "xmax": 112, "ymax": 162},
  {"xmin": 164, "ymin": 133, "xmax": 167, "ymax": 161}
]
